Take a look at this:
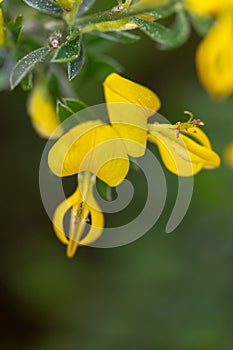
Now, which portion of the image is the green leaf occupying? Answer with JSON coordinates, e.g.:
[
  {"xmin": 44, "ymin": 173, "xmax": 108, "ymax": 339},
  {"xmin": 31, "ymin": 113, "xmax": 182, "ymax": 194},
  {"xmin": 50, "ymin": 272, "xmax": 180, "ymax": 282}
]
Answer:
[
  {"xmin": 86, "ymin": 53, "xmax": 122, "ymax": 81},
  {"xmin": 20, "ymin": 72, "xmax": 33, "ymax": 91},
  {"xmin": 77, "ymin": 0, "xmax": 96, "ymax": 16},
  {"xmin": 7, "ymin": 15, "xmax": 23, "ymax": 43},
  {"xmin": 96, "ymin": 178, "xmax": 113, "ymax": 201},
  {"xmin": 93, "ymin": 31, "xmax": 140, "ymax": 44},
  {"xmin": 133, "ymin": 11, "xmax": 191, "ymax": 49},
  {"xmin": 47, "ymin": 72, "xmax": 60, "ymax": 97},
  {"xmin": 64, "ymin": 98, "xmax": 87, "ymax": 113},
  {"xmin": 143, "ymin": 7, "xmax": 174, "ymax": 19},
  {"xmin": 68, "ymin": 45, "xmax": 85, "ymax": 81},
  {"xmin": 57, "ymin": 100, "xmax": 72, "ymax": 123},
  {"xmin": 10, "ymin": 47, "xmax": 51, "ymax": 90},
  {"xmin": 189, "ymin": 13, "xmax": 214, "ymax": 36},
  {"xmin": 0, "ymin": 49, "xmax": 15, "ymax": 91},
  {"xmin": 22, "ymin": 0, "xmax": 63, "ymax": 16},
  {"xmin": 51, "ymin": 36, "xmax": 81, "ymax": 63},
  {"xmin": 57, "ymin": 98, "xmax": 88, "ymax": 123}
]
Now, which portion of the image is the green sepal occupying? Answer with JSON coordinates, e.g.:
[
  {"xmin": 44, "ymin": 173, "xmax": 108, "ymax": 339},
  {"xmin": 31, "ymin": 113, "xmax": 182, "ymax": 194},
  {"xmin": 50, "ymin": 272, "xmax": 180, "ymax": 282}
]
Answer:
[
  {"xmin": 57, "ymin": 98, "xmax": 88, "ymax": 123},
  {"xmin": 10, "ymin": 47, "xmax": 51, "ymax": 90},
  {"xmin": 57, "ymin": 100, "xmax": 72, "ymax": 123},
  {"xmin": 188, "ymin": 13, "xmax": 214, "ymax": 36},
  {"xmin": 96, "ymin": 178, "xmax": 113, "ymax": 201},
  {"xmin": 129, "ymin": 159, "xmax": 141, "ymax": 172},
  {"xmin": 51, "ymin": 35, "xmax": 81, "ymax": 63},
  {"xmin": 133, "ymin": 11, "xmax": 191, "ymax": 49},
  {"xmin": 22, "ymin": 0, "xmax": 63, "ymax": 16},
  {"xmin": 93, "ymin": 31, "xmax": 140, "ymax": 44},
  {"xmin": 20, "ymin": 72, "xmax": 33, "ymax": 91},
  {"xmin": 68, "ymin": 44, "xmax": 85, "ymax": 80}
]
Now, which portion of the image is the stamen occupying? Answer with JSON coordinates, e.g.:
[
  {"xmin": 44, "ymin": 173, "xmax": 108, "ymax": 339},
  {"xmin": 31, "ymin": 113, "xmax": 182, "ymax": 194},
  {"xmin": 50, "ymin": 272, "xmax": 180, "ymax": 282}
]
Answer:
[{"xmin": 174, "ymin": 111, "xmax": 204, "ymax": 138}]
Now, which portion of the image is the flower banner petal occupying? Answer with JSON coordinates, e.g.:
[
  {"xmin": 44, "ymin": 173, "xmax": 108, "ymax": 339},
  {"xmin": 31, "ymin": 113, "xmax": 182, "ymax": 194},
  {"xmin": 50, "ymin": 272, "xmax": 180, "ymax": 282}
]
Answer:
[{"xmin": 104, "ymin": 73, "xmax": 161, "ymax": 157}]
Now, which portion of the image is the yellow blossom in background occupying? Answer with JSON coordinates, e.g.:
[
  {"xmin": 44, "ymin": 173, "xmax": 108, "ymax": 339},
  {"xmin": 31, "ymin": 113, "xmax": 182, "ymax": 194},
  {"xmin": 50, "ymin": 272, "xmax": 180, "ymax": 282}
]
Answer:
[
  {"xmin": 185, "ymin": 0, "xmax": 233, "ymax": 17},
  {"xmin": 196, "ymin": 12, "xmax": 233, "ymax": 97},
  {"xmin": 185, "ymin": 0, "xmax": 233, "ymax": 98},
  {"xmin": 57, "ymin": 0, "xmax": 81, "ymax": 11},
  {"xmin": 0, "ymin": 5, "xmax": 5, "ymax": 46},
  {"xmin": 224, "ymin": 142, "xmax": 233, "ymax": 168},
  {"xmin": 28, "ymin": 82, "xmax": 61, "ymax": 138}
]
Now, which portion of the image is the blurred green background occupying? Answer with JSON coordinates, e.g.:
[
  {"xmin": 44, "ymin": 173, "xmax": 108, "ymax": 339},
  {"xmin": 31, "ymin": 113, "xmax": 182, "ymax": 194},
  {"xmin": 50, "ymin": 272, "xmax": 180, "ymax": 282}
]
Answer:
[{"xmin": 1, "ymin": 1, "xmax": 233, "ymax": 349}]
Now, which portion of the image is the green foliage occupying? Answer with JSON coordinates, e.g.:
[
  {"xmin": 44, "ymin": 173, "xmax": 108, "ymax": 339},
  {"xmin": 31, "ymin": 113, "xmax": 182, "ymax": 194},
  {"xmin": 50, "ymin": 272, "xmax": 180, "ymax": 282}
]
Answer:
[
  {"xmin": 96, "ymin": 177, "xmax": 113, "ymax": 201},
  {"xmin": 68, "ymin": 45, "xmax": 85, "ymax": 80},
  {"xmin": 22, "ymin": 0, "xmax": 63, "ymax": 16},
  {"xmin": 133, "ymin": 11, "xmax": 191, "ymax": 49},
  {"xmin": 77, "ymin": 0, "xmax": 96, "ymax": 16},
  {"xmin": 94, "ymin": 30, "xmax": 140, "ymax": 44},
  {"xmin": 188, "ymin": 13, "xmax": 214, "ymax": 36},
  {"xmin": 51, "ymin": 35, "xmax": 81, "ymax": 63},
  {"xmin": 20, "ymin": 72, "xmax": 33, "ymax": 91},
  {"xmin": 6, "ymin": 14, "xmax": 23, "ymax": 44},
  {"xmin": 10, "ymin": 47, "xmax": 51, "ymax": 89},
  {"xmin": 57, "ymin": 98, "xmax": 88, "ymax": 123}
]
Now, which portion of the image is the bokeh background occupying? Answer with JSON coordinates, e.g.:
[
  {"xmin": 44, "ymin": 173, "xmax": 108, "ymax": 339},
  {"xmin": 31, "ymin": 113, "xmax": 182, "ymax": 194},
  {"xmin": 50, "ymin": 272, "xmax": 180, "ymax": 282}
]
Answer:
[{"xmin": 1, "ymin": 1, "xmax": 233, "ymax": 349}]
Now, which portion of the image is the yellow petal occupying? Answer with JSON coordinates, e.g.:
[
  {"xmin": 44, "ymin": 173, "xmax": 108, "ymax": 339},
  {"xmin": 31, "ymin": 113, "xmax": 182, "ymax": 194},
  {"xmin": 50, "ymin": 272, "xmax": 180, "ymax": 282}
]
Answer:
[
  {"xmin": 223, "ymin": 142, "xmax": 233, "ymax": 168},
  {"xmin": 196, "ymin": 13, "xmax": 233, "ymax": 98},
  {"xmin": 53, "ymin": 187, "xmax": 82, "ymax": 245},
  {"xmin": 185, "ymin": 0, "xmax": 233, "ymax": 16},
  {"xmin": 28, "ymin": 82, "xmax": 61, "ymax": 138},
  {"xmin": 180, "ymin": 126, "xmax": 212, "ymax": 149},
  {"xmin": 148, "ymin": 123, "xmax": 220, "ymax": 176},
  {"xmin": 104, "ymin": 73, "xmax": 161, "ymax": 116},
  {"xmin": 48, "ymin": 120, "xmax": 129, "ymax": 187},
  {"xmin": 104, "ymin": 73, "xmax": 161, "ymax": 157},
  {"xmin": 53, "ymin": 179, "xmax": 104, "ymax": 258}
]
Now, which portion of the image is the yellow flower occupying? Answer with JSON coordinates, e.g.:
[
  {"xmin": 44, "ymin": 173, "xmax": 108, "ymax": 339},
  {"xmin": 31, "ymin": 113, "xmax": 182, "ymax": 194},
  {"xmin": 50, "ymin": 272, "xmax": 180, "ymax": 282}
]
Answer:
[
  {"xmin": 104, "ymin": 73, "xmax": 220, "ymax": 176},
  {"xmin": 148, "ymin": 118, "xmax": 220, "ymax": 176},
  {"xmin": 49, "ymin": 120, "xmax": 130, "ymax": 257},
  {"xmin": 52, "ymin": 172, "xmax": 104, "ymax": 258},
  {"xmin": 28, "ymin": 81, "xmax": 61, "ymax": 138},
  {"xmin": 185, "ymin": 0, "xmax": 233, "ymax": 17},
  {"xmin": 49, "ymin": 73, "xmax": 220, "ymax": 257},
  {"xmin": 224, "ymin": 142, "xmax": 233, "ymax": 168},
  {"xmin": 196, "ymin": 12, "xmax": 233, "ymax": 97},
  {"xmin": 104, "ymin": 73, "xmax": 161, "ymax": 157}
]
